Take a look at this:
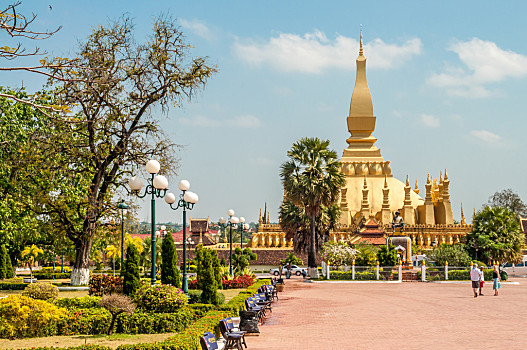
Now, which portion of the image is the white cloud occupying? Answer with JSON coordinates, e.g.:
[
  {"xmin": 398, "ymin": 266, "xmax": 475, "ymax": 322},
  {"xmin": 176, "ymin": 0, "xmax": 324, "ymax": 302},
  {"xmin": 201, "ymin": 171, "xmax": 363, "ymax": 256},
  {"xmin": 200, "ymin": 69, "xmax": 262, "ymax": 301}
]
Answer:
[
  {"xmin": 179, "ymin": 18, "xmax": 214, "ymax": 40},
  {"xmin": 233, "ymin": 30, "xmax": 422, "ymax": 73},
  {"xmin": 428, "ymin": 38, "xmax": 527, "ymax": 98},
  {"xmin": 179, "ymin": 114, "xmax": 262, "ymax": 128},
  {"xmin": 226, "ymin": 114, "xmax": 262, "ymax": 128},
  {"xmin": 471, "ymin": 130, "xmax": 501, "ymax": 143},
  {"xmin": 420, "ymin": 114, "xmax": 440, "ymax": 127}
]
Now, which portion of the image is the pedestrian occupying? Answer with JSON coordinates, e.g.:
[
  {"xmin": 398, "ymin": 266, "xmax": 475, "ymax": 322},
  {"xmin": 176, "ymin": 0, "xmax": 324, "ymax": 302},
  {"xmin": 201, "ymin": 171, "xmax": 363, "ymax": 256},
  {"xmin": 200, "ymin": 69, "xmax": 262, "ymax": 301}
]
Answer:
[
  {"xmin": 470, "ymin": 263, "xmax": 481, "ymax": 298},
  {"xmin": 479, "ymin": 266, "xmax": 485, "ymax": 296},
  {"xmin": 493, "ymin": 265, "xmax": 501, "ymax": 296}
]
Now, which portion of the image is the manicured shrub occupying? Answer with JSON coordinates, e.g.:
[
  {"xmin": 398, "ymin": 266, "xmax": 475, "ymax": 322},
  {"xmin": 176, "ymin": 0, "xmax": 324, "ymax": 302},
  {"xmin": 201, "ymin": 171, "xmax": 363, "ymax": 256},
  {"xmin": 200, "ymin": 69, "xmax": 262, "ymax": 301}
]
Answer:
[
  {"xmin": 187, "ymin": 303, "xmax": 216, "ymax": 318},
  {"xmin": 88, "ymin": 275, "xmax": 123, "ymax": 296},
  {"xmin": 196, "ymin": 247, "xmax": 220, "ymax": 305},
  {"xmin": 41, "ymin": 266, "xmax": 73, "ymax": 273},
  {"xmin": 99, "ymin": 294, "xmax": 136, "ymax": 334},
  {"xmin": 22, "ymin": 282, "xmax": 59, "ymax": 300},
  {"xmin": 59, "ymin": 308, "xmax": 112, "ymax": 336},
  {"xmin": 161, "ymin": 232, "xmax": 181, "ymax": 288},
  {"xmin": 0, "ymin": 245, "xmax": 7, "ymax": 279},
  {"xmin": 54, "ymin": 296, "xmax": 102, "ymax": 309},
  {"xmin": 0, "ymin": 282, "xmax": 26, "ymax": 290},
  {"xmin": 116, "ymin": 310, "xmax": 228, "ymax": 350},
  {"xmin": 0, "ymin": 295, "xmax": 66, "ymax": 338},
  {"xmin": 134, "ymin": 284, "xmax": 188, "ymax": 313},
  {"xmin": 115, "ymin": 308, "xmax": 196, "ymax": 334},
  {"xmin": 187, "ymin": 290, "xmax": 225, "ymax": 305},
  {"xmin": 222, "ymin": 275, "xmax": 255, "ymax": 289},
  {"xmin": 32, "ymin": 272, "xmax": 72, "ymax": 279},
  {"xmin": 1, "ymin": 246, "xmax": 14, "ymax": 279},
  {"xmin": 122, "ymin": 244, "xmax": 141, "ymax": 296}
]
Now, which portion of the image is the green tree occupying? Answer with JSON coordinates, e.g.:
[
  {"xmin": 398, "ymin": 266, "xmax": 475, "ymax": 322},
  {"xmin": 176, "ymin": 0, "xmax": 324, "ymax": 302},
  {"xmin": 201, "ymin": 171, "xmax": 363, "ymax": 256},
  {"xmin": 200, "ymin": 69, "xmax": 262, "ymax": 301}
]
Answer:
[
  {"xmin": 377, "ymin": 245, "xmax": 399, "ymax": 266},
  {"xmin": 20, "ymin": 244, "xmax": 43, "ymax": 280},
  {"xmin": 487, "ymin": 189, "xmax": 527, "ymax": 218},
  {"xmin": 279, "ymin": 137, "xmax": 345, "ymax": 278},
  {"xmin": 22, "ymin": 16, "xmax": 217, "ymax": 285},
  {"xmin": 429, "ymin": 244, "xmax": 471, "ymax": 266},
  {"xmin": 232, "ymin": 247, "xmax": 257, "ymax": 274},
  {"xmin": 0, "ymin": 245, "xmax": 7, "ymax": 279},
  {"xmin": 161, "ymin": 233, "xmax": 181, "ymax": 287},
  {"xmin": 197, "ymin": 247, "xmax": 220, "ymax": 305},
  {"xmin": 2, "ymin": 246, "xmax": 14, "ymax": 278},
  {"xmin": 122, "ymin": 244, "xmax": 141, "ymax": 296},
  {"xmin": 354, "ymin": 242, "xmax": 379, "ymax": 266},
  {"xmin": 466, "ymin": 206, "xmax": 525, "ymax": 264},
  {"xmin": 280, "ymin": 253, "xmax": 303, "ymax": 266}
]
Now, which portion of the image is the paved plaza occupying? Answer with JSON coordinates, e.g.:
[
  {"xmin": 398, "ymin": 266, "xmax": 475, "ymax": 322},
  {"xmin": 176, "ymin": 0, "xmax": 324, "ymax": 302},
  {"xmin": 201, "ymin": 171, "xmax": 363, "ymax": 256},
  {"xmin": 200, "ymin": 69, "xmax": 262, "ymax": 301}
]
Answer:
[{"xmin": 247, "ymin": 277, "xmax": 527, "ymax": 349}]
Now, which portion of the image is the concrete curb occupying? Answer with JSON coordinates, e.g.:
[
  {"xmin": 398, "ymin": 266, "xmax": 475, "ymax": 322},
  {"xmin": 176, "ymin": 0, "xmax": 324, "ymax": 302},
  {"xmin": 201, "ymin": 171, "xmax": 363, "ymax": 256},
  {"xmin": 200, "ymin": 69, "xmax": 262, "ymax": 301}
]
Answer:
[
  {"xmin": 307, "ymin": 280, "xmax": 402, "ymax": 284},
  {"xmin": 58, "ymin": 286, "xmax": 89, "ymax": 291}
]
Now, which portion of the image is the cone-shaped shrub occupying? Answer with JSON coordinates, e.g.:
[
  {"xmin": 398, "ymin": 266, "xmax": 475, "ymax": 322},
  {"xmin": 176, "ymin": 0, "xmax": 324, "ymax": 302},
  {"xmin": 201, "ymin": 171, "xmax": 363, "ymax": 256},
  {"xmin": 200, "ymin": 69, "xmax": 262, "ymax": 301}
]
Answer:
[
  {"xmin": 161, "ymin": 233, "xmax": 181, "ymax": 287},
  {"xmin": 1, "ymin": 246, "xmax": 14, "ymax": 278},
  {"xmin": 197, "ymin": 247, "xmax": 220, "ymax": 305},
  {"xmin": 0, "ymin": 245, "xmax": 7, "ymax": 279},
  {"xmin": 122, "ymin": 244, "xmax": 141, "ymax": 296}
]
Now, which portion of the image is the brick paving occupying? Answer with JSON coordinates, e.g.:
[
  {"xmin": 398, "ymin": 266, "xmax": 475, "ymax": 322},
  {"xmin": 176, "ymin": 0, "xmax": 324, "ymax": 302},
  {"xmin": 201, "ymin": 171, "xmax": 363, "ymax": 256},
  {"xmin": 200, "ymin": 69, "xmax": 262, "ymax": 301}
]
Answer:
[{"xmin": 246, "ymin": 277, "xmax": 527, "ymax": 349}]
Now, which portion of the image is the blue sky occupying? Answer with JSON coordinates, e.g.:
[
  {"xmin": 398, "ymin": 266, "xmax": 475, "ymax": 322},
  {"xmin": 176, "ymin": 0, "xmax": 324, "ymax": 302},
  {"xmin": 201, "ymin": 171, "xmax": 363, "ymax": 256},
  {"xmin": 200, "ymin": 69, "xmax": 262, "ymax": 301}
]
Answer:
[{"xmin": 5, "ymin": 1, "xmax": 527, "ymax": 224}]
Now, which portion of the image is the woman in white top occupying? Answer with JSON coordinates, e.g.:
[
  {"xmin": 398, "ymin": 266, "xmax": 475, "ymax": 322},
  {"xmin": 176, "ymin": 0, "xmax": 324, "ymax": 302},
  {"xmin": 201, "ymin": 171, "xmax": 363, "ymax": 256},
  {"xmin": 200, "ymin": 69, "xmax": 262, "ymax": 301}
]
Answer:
[{"xmin": 479, "ymin": 267, "xmax": 485, "ymax": 296}]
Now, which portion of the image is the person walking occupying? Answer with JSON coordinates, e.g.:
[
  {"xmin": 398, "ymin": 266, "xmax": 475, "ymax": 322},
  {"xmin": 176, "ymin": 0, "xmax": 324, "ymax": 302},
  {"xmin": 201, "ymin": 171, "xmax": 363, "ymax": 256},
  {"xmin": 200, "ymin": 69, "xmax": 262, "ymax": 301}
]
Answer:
[
  {"xmin": 470, "ymin": 263, "xmax": 481, "ymax": 298},
  {"xmin": 479, "ymin": 266, "xmax": 485, "ymax": 296},
  {"xmin": 493, "ymin": 265, "xmax": 501, "ymax": 296}
]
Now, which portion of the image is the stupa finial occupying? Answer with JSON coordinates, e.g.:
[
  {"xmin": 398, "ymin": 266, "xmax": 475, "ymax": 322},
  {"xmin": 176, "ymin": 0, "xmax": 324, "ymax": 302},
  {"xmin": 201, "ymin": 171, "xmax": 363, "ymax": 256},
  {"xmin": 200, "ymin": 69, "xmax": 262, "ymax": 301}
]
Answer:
[
  {"xmin": 405, "ymin": 174, "xmax": 410, "ymax": 186},
  {"xmin": 359, "ymin": 25, "xmax": 364, "ymax": 56}
]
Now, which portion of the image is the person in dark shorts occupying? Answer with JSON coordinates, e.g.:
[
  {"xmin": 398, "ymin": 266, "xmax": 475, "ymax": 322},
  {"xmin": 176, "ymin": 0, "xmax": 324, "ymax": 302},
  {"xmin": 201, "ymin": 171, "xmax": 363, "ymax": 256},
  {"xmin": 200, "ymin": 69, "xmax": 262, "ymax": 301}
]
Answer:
[{"xmin": 470, "ymin": 263, "xmax": 481, "ymax": 298}]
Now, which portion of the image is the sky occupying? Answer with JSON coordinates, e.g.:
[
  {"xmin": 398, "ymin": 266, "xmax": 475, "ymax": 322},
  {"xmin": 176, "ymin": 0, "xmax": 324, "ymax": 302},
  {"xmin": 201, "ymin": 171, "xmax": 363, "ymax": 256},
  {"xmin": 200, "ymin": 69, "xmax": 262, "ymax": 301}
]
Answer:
[{"xmin": 4, "ymin": 1, "xmax": 527, "ymax": 225}]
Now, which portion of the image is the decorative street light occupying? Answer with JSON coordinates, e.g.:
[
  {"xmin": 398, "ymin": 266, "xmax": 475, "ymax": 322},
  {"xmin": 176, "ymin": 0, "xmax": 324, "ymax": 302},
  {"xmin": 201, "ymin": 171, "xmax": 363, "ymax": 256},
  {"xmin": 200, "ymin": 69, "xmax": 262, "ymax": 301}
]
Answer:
[
  {"xmin": 238, "ymin": 217, "xmax": 250, "ymax": 249},
  {"xmin": 219, "ymin": 210, "xmax": 239, "ymax": 276},
  {"xmin": 187, "ymin": 236, "xmax": 195, "ymax": 270},
  {"xmin": 128, "ymin": 159, "xmax": 169, "ymax": 285},
  {"xmin": 117, "ymin": 199, "xmax": 129, "ymax": 268},
  {"xmin": 165, "ymin": 179, "xmax": 199, "ymax": 293}
]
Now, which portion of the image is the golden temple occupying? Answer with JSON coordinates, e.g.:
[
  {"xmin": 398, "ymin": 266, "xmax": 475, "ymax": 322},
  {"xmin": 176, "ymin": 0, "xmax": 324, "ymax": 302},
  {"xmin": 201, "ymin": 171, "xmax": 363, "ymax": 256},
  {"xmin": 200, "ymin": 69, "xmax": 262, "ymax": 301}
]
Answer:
[{"xmin": 251, "ymin": 28, "xmax": 472, "ymax": 250}]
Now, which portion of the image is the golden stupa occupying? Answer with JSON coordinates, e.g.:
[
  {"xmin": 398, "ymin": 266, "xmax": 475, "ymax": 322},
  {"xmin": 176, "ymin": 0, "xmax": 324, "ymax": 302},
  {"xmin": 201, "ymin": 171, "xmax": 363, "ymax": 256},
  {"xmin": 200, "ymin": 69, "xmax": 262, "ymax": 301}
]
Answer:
[{"xmin": 251, "ymin": 28, "xmax": 471, "ymax": 249}]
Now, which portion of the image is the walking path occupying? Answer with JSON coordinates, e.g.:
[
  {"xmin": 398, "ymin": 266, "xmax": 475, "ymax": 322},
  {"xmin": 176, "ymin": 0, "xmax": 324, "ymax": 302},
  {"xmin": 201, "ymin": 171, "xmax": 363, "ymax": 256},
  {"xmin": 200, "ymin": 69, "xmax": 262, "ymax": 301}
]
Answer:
[{"xmin": 246, "ymin": 277, "xmax": 526, "ymax": 349}]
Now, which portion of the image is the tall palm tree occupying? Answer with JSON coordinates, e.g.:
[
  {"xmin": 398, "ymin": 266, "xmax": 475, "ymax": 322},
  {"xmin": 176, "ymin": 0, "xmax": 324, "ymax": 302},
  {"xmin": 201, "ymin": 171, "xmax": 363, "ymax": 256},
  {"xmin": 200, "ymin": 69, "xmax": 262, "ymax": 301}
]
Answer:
[{"xmin": 279, "ymin": 137, "xmax": 345, "ymax": 277}]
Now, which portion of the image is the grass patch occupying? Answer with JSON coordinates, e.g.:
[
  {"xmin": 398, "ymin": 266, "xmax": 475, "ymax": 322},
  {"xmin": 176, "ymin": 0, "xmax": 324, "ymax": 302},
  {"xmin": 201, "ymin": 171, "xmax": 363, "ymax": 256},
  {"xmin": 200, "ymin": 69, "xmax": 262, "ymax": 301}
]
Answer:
[
  {"xmin": 0, "ymin": 333, "xmax": 177, "ymax": 350},
  {"xmin": 218, "ymin": 288, "xmax": 244, "ymax": 302}
]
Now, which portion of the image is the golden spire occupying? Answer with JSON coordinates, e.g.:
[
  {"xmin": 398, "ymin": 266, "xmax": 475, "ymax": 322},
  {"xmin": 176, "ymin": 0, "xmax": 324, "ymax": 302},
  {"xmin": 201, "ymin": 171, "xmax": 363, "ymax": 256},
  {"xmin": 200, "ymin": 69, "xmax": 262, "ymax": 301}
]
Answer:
[
  {"xmin": 460, "ymin": 202, "xmax": 466, "ymax": 225},
  {"xmin": 405, "ymin": 174, "xmax": 410, "ymax": 186},
  {"xmin": 359, "ymin": 24, "xmax": 364, "ymax": 56},
  {"xmin": 348, "ymin": 26, "xmax": 373, "ymax": 119},
  {"xmin": 414, "ymin": 179, "xmax": 419, "ymax": 195}
]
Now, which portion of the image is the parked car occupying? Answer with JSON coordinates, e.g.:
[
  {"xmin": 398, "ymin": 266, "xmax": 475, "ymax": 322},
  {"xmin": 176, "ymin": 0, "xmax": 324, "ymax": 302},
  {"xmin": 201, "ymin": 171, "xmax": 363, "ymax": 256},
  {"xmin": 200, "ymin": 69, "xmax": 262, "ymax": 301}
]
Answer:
[
  {"xmin": 501, "ymin": 256, "xmax": 527, "ymax": 276},
  {"xmin": 269, "ymin": 265, "xmax": 306, "ymax": 276}
]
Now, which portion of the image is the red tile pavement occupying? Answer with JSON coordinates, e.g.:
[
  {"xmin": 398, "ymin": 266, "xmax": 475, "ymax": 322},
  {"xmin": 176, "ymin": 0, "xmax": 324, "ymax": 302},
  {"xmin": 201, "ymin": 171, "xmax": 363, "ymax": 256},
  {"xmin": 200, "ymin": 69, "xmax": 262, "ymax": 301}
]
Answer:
[{"xmin": 246, "ymin": 277, "xmax": 527, "ymax": 350}]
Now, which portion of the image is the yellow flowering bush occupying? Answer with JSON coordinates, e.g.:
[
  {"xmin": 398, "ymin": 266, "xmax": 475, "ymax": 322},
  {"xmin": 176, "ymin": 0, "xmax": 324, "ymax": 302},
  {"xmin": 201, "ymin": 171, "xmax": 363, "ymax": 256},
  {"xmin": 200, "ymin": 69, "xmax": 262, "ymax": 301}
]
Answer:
[{"xmin": 0, "ymin": 295, "xmax": 66, "ymax": 338}]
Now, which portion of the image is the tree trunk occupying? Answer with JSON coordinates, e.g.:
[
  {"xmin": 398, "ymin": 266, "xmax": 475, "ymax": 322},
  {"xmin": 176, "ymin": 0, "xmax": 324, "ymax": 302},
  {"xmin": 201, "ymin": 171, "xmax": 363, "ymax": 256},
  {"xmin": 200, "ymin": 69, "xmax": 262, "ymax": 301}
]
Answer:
[
  {"xmin": 308, "ymin": 214, "xmax": 319, "ymax": 278},
  {"xmin": 71, "ymin": 236, "xmax": 93, "ymax": 285}
]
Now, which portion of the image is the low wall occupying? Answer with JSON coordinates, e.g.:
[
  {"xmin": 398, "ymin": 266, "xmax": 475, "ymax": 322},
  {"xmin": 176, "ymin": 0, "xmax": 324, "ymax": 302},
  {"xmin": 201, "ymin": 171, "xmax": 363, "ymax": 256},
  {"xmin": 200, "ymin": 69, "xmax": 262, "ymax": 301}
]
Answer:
[{"xmin": 176, "ymin": 248, "xmax": 317, "ymax": 266}]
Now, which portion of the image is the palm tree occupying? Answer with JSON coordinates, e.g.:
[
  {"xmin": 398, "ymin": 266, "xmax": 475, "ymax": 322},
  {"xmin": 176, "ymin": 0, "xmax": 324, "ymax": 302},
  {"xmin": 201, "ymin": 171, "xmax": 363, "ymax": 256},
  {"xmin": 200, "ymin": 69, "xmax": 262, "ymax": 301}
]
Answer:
[
  {"xmin": 20, "ymin": 245, "xmax": 44, "ymax": 281},
  {"xmin": 279, "ymin": 137, "xmax": 345, "ymax": 277}
]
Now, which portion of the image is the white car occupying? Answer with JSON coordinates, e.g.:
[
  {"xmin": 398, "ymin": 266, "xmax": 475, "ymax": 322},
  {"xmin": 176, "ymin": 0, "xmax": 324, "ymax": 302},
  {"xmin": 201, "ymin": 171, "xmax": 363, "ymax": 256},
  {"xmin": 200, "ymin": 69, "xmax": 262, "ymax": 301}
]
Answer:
[{"xmin": 269, "ymin": 265, "xmax": 306, "ymax": 276}]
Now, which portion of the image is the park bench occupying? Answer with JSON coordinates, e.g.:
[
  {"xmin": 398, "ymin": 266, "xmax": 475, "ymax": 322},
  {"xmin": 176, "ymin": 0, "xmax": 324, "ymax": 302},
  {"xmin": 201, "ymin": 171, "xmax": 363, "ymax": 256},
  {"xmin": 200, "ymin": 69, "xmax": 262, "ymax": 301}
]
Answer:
[
  {"xmin": 245, "ymin": 297, "xmax": 266, "ymax": 323},
  {"xmin": 200, "ymin": 331, "xmax": 219, "ymax": 350},
  {"xmin": 219, "ymin": 319, "xmax": 245, "ymax": 350},
  {"xmin": 221, "ymin": 318, "xmax": 247, "ymax": 348}
]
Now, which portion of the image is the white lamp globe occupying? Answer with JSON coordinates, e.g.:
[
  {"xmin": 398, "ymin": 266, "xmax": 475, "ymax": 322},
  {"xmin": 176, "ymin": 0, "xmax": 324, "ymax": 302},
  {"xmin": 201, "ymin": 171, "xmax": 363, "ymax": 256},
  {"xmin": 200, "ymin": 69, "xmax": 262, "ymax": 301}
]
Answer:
[
  {"xmin": 190, "ymin": 192, "xmax": 199, "ymax": 204},
  {"xmin": 184, "ymin": 191, "xmax": 198, "ymax": 204},
  {"xmin": 178, "ymin": 180, "xmax": 190, "ymax": 191},
  {"xmin": 145, "ymin": 160, "xmax": 161, "ymax": 174},
  {"xmin": 227, "ymin": 209, "xmax": 235, "ymax": 217},
  {"xmin": 153, "ymin": 175, "xmax": 168, "ymax": 189},
  {"xmin": 239, "ymin": 217, "xmax": 246, "ymax": 223},
  {"xmin": 160, "ymin": 225, "xmax": 166, "ymax": 231},
  {"xmin": 219, "ymin": 217, "xmax": 227, "ymax": 224},
  {"xmin": 244, "ymin": 223, "xmax": 250, "ymax": 230},
  {"xmin": 165, "ymin": 192, "xmax": 176, "ymax": 204},
  {"xmin": 230, "ymin": 216, "xmax": 240, "ymax": 224},
  {"xmin": 129, "ymin": 176, "xmax": 143, "ymax": 191}
]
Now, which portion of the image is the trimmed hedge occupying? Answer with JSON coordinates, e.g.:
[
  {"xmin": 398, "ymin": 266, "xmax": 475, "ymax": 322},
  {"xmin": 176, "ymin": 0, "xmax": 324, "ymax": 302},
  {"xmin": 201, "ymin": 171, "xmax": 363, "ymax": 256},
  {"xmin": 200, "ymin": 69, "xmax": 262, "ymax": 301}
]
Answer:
[
  {"xmin": 187, "ymin": 290, "xmax": 225, "ymax": 305},
  {"xmin": 116, "ymin": 310, "xmax": 228, "ymax": 350},
  {"xmin": 116, "ymin": 308, "xmax": 196, "ymax": 334},
  {"xmin": 0, "ymin": 282, "xmax": 26, "ymax": 290},
  {"xmin": 54, "ymin": 296, "xmax": 102, "ymax": 309},
  {"xmin": 32, "ymin": 272, "xmax": 71, "ymax": 279},
  {"xmin": 217, "ymin": 279, "xmax": 270, "ymax": 316},
  {"xmin": 187, "ymin": 303, "xmax": 216, "ymax": 318}
]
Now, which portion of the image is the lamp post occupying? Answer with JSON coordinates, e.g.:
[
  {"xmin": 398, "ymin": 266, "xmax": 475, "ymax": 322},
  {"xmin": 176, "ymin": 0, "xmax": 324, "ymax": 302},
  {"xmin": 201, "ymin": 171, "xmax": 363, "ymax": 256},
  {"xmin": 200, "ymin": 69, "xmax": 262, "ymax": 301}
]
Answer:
[
  {"xmin": 238, "ymin": 217, "xmax": 249, "ymax": 249},
  {"xmin": 164, "ymin": 180, "xmax": 199, "ymax": 293},
  {"xmin": 219, "ymin": 210, "xmax": 239, "ymax": 276},
  {"xmin": 117, "ymin": 199, "xmax": 129, "ymax": 268},
  {"xmin": 128, "ymin": 160, "xmax": 169, "ymax": 286},
  {"xmin": 187, "ymin": 237, "xmax": 195, "ymax": 270}
]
